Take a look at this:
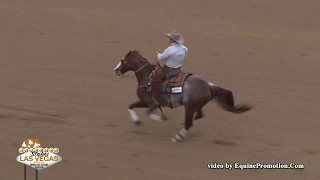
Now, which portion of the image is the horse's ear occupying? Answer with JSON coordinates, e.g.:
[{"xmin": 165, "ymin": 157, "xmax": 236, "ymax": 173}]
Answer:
[{"xmin": 124, "ymin": 50, "xmax": 132, "ymax": 58}]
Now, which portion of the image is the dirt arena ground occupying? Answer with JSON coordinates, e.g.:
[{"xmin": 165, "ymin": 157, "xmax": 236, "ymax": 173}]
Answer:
[{"xmin": 1, "ymin": 0, "xmax": 319, "ymax": 179}]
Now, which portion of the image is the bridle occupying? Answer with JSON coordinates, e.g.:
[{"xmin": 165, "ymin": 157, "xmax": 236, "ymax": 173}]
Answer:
[
  {"xmin": 119, "ymin": 62, "xmax": 149, "ymax": 78},
  {"xmin": 117, "ymin": 56, "xmax": 159, "ymax": 89},
  {"xmin": 134, "ymin": 63, "xmax": 148, "ymax": 74},
  {"xmin": 118, "ymin": 62, "xmax": 155, "ymax": 90},
  {"xmin": 117, "ymin": 55, "xmax": 161, "ymax": 89}
]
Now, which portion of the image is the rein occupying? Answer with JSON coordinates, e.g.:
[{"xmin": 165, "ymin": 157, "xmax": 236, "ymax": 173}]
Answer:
[
  {"xmin": 120, "ymin": 57, "xmax": 160, "ymax": 89},
  {"xmin": 121, "ymin": 63, "xmax": 149, "ymax": 78},
  {"xmin": 135, "ymin": 63, "xmax": 148, "ymax": 73}
]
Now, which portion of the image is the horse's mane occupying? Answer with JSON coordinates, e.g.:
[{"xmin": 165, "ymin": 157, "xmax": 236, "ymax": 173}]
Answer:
[
  {"xmin": 129, "ymin": 50, "xmax": 157, "ymax": 69},
  {"xmin": 131, "ymin": 49, "xmax": 141, "ymax": 55},
  {"xmin": 130, "ymin": 50, "xmax": 146, "ymax": 61}
]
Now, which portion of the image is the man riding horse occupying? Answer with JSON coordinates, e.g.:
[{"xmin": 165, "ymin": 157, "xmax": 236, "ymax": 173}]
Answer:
[
  {"xmin": 113, "ymin": 32, "xmax": 252, "ymax": 142},
  {"xmin": 151, "ymin": 30, "xmax": 188, "ymax": 105}
]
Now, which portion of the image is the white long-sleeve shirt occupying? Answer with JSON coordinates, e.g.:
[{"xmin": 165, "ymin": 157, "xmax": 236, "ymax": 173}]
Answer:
[{"xmin": 157, "ymin": 43, "xmax": 188, "ymax": 69}]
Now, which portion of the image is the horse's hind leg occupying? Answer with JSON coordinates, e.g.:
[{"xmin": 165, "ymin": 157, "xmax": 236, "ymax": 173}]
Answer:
[
  {"xmin": 128, "ymin": 100, "xmax": 148, "ymax": 126},
  {"xmin": 171, "ymin": 107, "xmax": 195, "ymax": 142},
  {"xmin": 194, "ymin": 108, "xmax": 204, "ymax": 120},
  {"xmin": 180, "ymin": 108, "xmax": 204, "ymax": 125}
]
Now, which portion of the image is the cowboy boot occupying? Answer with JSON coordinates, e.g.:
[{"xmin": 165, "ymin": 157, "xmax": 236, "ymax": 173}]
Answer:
[{"xmin": 151, "ymin": 82, "xmax": 162, "ymax": 105}]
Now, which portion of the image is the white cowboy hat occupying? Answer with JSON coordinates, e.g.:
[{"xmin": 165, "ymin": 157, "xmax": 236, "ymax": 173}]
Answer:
[{"xmin": 165, "ymin": 30, "xmax": 184, "ymax": 44}]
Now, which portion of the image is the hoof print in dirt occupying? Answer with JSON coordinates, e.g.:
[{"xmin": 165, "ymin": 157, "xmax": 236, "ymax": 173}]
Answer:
[
  {"xmin": 212, "ymin": 140, "xmax": 236, "ymax": 146},
  {"xmin": 161, "ymin": 115, "xmax": 168, "ymax": 121},
  {"xmin": 134, "ymin": 121, "xmax": 143, "ymax": 126}
]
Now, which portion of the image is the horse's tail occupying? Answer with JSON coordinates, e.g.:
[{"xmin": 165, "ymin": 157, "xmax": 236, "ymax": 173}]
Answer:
[{"xmin": 209, "ymin": 83, "xmax": 253, "ymax": 114}]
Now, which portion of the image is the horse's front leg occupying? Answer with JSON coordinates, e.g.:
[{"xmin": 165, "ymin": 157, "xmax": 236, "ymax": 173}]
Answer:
[{"xmin": 128, "ymin": 100, "xmax": 149, "ymax": 126}]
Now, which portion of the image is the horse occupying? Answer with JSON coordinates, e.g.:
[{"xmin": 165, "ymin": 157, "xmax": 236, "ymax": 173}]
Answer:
[{"xmin": 113, "ymin": 50, "xmax": 253, "ymax": 142}]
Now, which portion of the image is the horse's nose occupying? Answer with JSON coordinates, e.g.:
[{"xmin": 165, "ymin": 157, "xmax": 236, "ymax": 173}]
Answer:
[
  {"xmin": 114, "ymin": 62, "xmax": 122, "ymax": 76},
  {"xmin": 115, "ymin": 69, "xmax": 121, "ymax": 76}
]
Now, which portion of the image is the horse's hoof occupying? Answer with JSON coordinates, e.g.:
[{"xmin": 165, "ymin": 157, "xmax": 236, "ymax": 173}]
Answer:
[
  {"xmin": 171, "ymin": 137, "xmax": 184, "ymax": 143},
  {"xmin": 134, "ymin": 121, "xmax": 143, "ymax": 126},
  {"xmin": 171, "ymin": 137, "xmax": 178, "ymax": 143},
  {"xmin": 161, "ymin": 115, "xmax": 168, "ymax": 121},
  {"xmin": 171, "ymin": 136, "xmax": 185, "ymax": 142}
]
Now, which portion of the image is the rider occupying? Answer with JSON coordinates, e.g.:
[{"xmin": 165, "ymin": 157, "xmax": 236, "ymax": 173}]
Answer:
[{"xmin": 151, "ymin": 30, "xmax": 188, "ymax": 105}]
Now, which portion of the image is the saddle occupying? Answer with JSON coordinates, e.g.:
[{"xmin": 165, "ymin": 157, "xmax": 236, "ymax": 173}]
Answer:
[
  {"xmin": 162, "ymin": 70, "xmax": 192, "ymax": 108},
  {"xmin": 162, "ymin": 70, "xmax": 192, "ymax": 94},
  {"xmin": 154, "ymin": 62, "xmax": 192, "ymax": 94},
  {"xmin": 147, "ymin": 63, "xmax": 192, "ymax": 108}
]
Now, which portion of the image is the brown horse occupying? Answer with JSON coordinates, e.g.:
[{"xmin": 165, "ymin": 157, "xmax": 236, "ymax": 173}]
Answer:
[{"xmin": 114, "ymin": 50, "xmax": 253, "ymax": 142}]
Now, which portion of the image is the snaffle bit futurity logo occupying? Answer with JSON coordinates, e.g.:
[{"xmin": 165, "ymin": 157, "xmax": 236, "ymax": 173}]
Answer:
[{"xmin": 16, "ymin": 139, "xmax": 63, "ymax": 170}]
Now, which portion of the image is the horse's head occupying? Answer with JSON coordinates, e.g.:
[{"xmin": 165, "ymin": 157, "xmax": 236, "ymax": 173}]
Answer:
[{"xmin": 114, "ymin": 50, "xmax": 150, "ymax": 76}]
